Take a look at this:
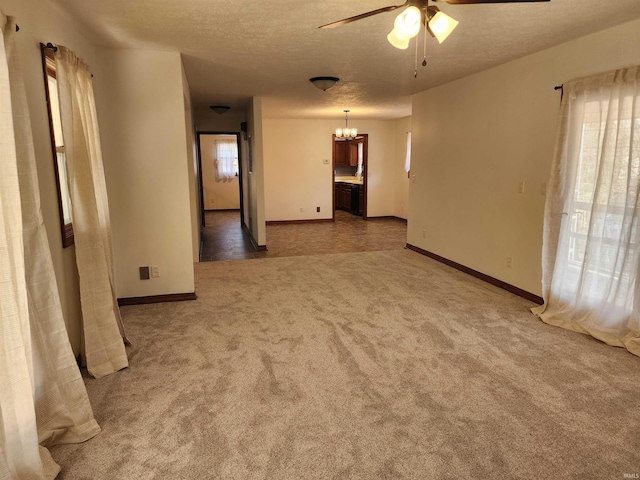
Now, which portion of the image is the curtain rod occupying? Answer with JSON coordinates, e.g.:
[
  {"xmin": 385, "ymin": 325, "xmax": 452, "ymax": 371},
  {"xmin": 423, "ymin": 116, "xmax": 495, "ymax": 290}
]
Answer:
[
  {"xmin": 42, "ymin": 42, "xmax": 58, "ymax": 52},
  {"xmin": 554, "ymin": 84, "xmax": 564, "ymax": 102},
  {"xmin": 40, "ymin": 42, "xmax": 94, "ymax": 78}
]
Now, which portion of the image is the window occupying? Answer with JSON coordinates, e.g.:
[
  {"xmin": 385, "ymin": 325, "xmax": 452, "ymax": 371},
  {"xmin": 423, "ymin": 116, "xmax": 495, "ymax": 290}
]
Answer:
[
  {"xmin": 405, "ymin": 131, "xmax": 411, "ymax": 173},
  {"xmin": 563, "ymin": 97, "xmax": 640, "ymax": 308},
  {"xmin": 214, "ymin": 138, "xmax": 238, "ymax": 181},
  {"xmin": 41, "ymin": 44, "xmax": 73, "ymax": 247}
]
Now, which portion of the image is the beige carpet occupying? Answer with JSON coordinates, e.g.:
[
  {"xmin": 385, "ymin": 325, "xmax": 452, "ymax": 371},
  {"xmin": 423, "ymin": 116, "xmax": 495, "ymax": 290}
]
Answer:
[{"xmin": 51, "ymin": 250, "xmax": 640, "ymax": 479}]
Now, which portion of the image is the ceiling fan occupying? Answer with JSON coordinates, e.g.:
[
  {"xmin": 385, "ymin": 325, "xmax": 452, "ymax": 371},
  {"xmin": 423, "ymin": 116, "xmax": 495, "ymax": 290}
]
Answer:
[{"xmin": 319, "ymin": 0, "xmax": 550, "ymax": 76}]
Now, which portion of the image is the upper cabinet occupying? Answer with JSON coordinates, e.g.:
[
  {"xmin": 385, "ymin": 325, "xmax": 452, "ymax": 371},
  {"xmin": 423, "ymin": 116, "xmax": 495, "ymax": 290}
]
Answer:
[
  {"xmin": 334, "ymin": 137, "xmax": 364, "ymax": 167},
  {"xmin": 334, "ymin": 139, "xmax": 349, "ymax": 167}
]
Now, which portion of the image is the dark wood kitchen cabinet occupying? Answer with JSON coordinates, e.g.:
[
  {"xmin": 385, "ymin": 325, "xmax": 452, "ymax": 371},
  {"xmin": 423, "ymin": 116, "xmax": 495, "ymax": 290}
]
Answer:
[
  {"xmin": 337, "ymin": 183, "xmax": 351, "ymax": 211},
  {"xmin": 334, "ymin": 182, "xmax": 362, "ymax": 215},
  {"xmin": 349, "ymin": 138, "xmax": 364, "ymax": 167},
  {"xmin": 334, "ymin": 140, "xmax": 349, "ymax": 167},
  {"xmin": 334, "ymin": 137, "xmax": 364, "ymax": 167}
]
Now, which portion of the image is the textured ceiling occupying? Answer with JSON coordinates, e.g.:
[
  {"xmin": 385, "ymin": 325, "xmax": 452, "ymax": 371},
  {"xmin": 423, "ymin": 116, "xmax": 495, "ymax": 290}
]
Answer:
[{"xmin": 50, "ymin": 0, "xmax": 640, "ymax": 119}]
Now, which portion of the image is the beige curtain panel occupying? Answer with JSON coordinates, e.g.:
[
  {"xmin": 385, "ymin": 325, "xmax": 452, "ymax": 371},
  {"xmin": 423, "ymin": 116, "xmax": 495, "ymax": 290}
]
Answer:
[
  {"xmin": 54, "ymin": 46, "xmax": 129, "ymax": 378},
  {"xmin": 1, "ymin": 12, "xmax": 100, "ymax": 479},
  {"xmin": 533, "ymin": 66, "xmax": 640, "ymax": 356}
]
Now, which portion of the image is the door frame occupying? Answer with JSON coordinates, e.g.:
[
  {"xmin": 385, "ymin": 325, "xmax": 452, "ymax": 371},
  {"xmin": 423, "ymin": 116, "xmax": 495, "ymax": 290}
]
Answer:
[
  {"xmin": 332, "ymin": 133, "xmax": 368, "ymax": 221},
  {"xmin": 196, "ymin": 131, "xmax": 245, "ymax": 229}
]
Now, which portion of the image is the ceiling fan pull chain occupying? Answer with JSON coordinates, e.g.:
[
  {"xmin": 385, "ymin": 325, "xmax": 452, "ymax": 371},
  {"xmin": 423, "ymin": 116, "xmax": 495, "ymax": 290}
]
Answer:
[
  {"xmin": 422, "ymin": 20, "xmax": 428, "ymax": 67},
  {"xmin": 414, "ymin": 29, "xmax": 419, "ymax": 78}
]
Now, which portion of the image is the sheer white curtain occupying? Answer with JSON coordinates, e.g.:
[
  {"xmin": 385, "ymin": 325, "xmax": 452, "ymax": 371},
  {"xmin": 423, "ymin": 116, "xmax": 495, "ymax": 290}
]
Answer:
[
  {"xmin": 533, "ymin": 66, "xmax": 640, "ymax": 356},
  {"xmin": 55, "ymin": 46, "xmax": 129, "ymax": 377},
  {"xmin": 1, "ymin": 13, "xmax": 100, "ymax": 479},
  {"xmin": 405, "ymin": 131, "xmax": 411, "ymax": 173},
  {"xmin": 214, "ymin": 138, "xmax": 237, "ymax": 182}
]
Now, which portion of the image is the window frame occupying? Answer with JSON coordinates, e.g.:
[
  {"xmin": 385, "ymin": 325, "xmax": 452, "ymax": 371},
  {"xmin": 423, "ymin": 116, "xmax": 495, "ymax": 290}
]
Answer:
[{"xmin": 40, "ymin": 43, "xmax": 74, "ymax": 248}]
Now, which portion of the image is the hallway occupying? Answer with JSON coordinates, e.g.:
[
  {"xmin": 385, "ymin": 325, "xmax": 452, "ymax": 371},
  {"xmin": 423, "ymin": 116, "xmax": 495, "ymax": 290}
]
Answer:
[{"xmin": 200, "ymin": 211, "xmax": 407, "ymax": 262}]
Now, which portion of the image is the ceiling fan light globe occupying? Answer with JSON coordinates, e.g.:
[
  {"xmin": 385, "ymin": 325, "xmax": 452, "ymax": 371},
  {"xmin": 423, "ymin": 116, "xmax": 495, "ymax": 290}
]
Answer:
[
  {"xmin": 394, "ymin": 6, "xmax": 422, "ymax": 39},
  {"xmin": 387, "ymin": 28, "xmax": 410, "ymax": 49},
  {"xmin": 428, "ymin": 11, "xmax": 458, "ymax": 43}
]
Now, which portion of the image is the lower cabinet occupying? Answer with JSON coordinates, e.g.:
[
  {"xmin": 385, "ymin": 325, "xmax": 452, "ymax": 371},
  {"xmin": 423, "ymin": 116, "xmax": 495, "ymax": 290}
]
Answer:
[{"xmin": 334, "ymin": 182, "xmax": 362, "ymax": 215}]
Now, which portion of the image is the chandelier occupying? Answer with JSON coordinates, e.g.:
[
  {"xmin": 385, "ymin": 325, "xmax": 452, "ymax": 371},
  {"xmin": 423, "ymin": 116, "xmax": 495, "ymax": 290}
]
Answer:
[{"xmin": 336, "ymin": 110, "xmax": 358, "ymax": 140}]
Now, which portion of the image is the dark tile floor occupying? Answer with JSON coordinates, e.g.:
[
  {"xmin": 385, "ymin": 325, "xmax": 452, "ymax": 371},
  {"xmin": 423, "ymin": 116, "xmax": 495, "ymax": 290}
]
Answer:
[{"xmin": 200, "ymin": 210, "xmax": 407, "ymax": 262}]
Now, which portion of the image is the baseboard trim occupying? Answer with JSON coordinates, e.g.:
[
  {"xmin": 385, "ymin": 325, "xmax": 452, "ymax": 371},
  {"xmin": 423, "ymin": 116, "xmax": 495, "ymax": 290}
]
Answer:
[
  {"xmin": 266, "ymin": 219, "xmax": 334, "ymax": 225},
  {"xmin": 117, "ymin": 292, "xmax": 197, "ymax": 306},
  {"xmin": 405, "ymin": 244, "xmax": 543, "ymax": 305},
  {"xmin": 368, "ymin": 215, "xmax": 407, "ymax": 223}
]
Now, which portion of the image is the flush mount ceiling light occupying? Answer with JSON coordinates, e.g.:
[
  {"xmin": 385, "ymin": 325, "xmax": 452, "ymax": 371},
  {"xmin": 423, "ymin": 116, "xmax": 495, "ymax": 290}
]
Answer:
[
  {"xmin": 309, "ymin": 76, "xmax": 340, "ymax": 91},
  {"xmin": 336, "ymin": 110, "xmax": 357, "ymax": 140},
  {"xmin": 210, "ymin": 105, "xmax": 231, "ymax": 114},
  {"xmin": 319, "ymin": 0, "xmax": 549, "ymax": 77}
]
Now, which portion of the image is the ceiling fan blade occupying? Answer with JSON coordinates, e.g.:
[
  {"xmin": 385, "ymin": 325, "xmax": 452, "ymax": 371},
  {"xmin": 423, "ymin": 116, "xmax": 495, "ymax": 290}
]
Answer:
[
  {"xmin": 319, "ymin": 1, "xmax": 410, "ymax": 29},
  {"xmin": 434, "ymin": 0, "xmax": 549, "ymax": 3}
]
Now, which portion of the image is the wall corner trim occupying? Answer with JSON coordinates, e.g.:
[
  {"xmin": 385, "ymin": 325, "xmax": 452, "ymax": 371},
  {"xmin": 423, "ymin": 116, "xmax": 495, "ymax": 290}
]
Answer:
[
  {"xmin": 242, "ymin": 223, "xmax": 267, "ymax": 251},
  {"xmin": 405, "ymin": 244, "xmax": 543, "ymax": 305}
]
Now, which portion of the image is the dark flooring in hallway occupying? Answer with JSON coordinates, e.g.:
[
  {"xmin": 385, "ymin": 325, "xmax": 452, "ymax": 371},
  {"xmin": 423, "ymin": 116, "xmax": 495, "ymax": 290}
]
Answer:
[{"xmin": 200, "ymin": 210, "xmax": 407, "ymax": 262}]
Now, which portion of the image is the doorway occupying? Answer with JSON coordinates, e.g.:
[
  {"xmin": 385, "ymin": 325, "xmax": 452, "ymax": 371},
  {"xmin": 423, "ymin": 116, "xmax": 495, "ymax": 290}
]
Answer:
[
  {"xmin": 196, "ymin": 132, "xmax": 248, "ymax": 261},
  {"xmin": 332, "ymin": 133, "xmax": 368, "ymax": 221},
  {"xmin": 197, "ymin": 132, "xmax": 244, "ymax": 224}
]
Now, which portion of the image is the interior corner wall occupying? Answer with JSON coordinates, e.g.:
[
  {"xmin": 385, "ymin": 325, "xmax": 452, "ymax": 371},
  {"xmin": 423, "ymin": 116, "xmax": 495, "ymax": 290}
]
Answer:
[
  {"xmin": 393, "ymin": 116, "xmax": 411, "ymax": 220},
  {"xmin": 94, "ymin": 48, "xmax": 195, "ymax": 298},
  {"xmin": 408, "ymin": 18, "xmax": 640, "ymax": 297},
  {"xmin": 248, "ymin": 97, "xmax": 266, "ymax": 246},
  {"xmin": 262, "ymin": 118, "xmax": 398, "ymax": 222},
  {"xmin": 181, "ymin": 61, "xmax": 199, "ymax": 263},
  {"xmin": 4, "ymin": 0, "xmax": 96, "ymax": 355}
]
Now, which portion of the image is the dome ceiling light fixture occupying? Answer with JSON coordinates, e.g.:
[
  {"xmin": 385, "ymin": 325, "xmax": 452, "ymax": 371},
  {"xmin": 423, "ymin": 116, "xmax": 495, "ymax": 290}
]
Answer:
[
  {"xmin": 309, "ymin": 76, "xmax": 340, "ymax": 91},
  {"xmin": 210, "ymin": 105, "xmax": 231, "ymax": 114}
]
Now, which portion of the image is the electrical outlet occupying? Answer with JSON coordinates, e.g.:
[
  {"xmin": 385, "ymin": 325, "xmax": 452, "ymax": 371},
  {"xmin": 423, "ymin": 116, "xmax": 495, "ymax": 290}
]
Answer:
[
  {"xmin": 299, "ymin": 207, "xmax": 304, "ymax": 213},
  {"xmin": 139, "ymin": 266, "xmax": 150, "ymax": 280},
  {"xmin": 151, "ymin": 266, "xmax": 160, "ymax": 278},
  {"xmin": 422, "ymin": 229, "xmax": 426, "ymax": 238},
  {"xmin": 540, "ymin": 183, "xmax": 547, "ymax": 195},
  {"xmin": 518, "ymin": 181, "xmax": 525, "ymax": 194},
  {"xmin": 506, "ymin": 257, "xmax": 513, "ymax": 268},
  {"xmin": 316, "ymin": 207, "xmax": 320, "ymax": 212}
]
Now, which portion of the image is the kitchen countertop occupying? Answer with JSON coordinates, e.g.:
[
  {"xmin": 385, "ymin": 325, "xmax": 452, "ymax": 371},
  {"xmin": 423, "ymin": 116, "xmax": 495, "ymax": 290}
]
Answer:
[{"xmin": 335, "ymin": 176, "xmax": 363, "ymax": 185}]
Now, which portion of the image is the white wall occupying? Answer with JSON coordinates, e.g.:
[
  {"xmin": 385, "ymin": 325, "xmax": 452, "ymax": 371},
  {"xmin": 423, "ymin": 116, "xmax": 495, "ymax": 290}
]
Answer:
[
  {"xmin": 196, "ymin": 110, "xmax": 245, "ymax": 133},
  {"xmin": 409, "ymin": 18, "xmax": 640, "ymax": 297},
  {"xmin": 248, "ymin": 97, "xmax": 267, "ymax": 246},
  {"xmin": 181, "ymin": 62, "xmax": 200, "ymax": 263},
  {"xmin": 393, "ymin": 116, "xmax": 411, "ymax": 220},
  {"xmin": 262, "ymin": 118, "xmax": 401, "ymax": 221},
  {"xmin": 95, "ymin": 48, "xmax": 195, "ymax": 298},
  {"xmin": 201, "ymin": 134, "xmax": 241, "ymax": 210},
  {"xmin": 3, "ymin": 0, "xmax": 98, "ymax": 354}
]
